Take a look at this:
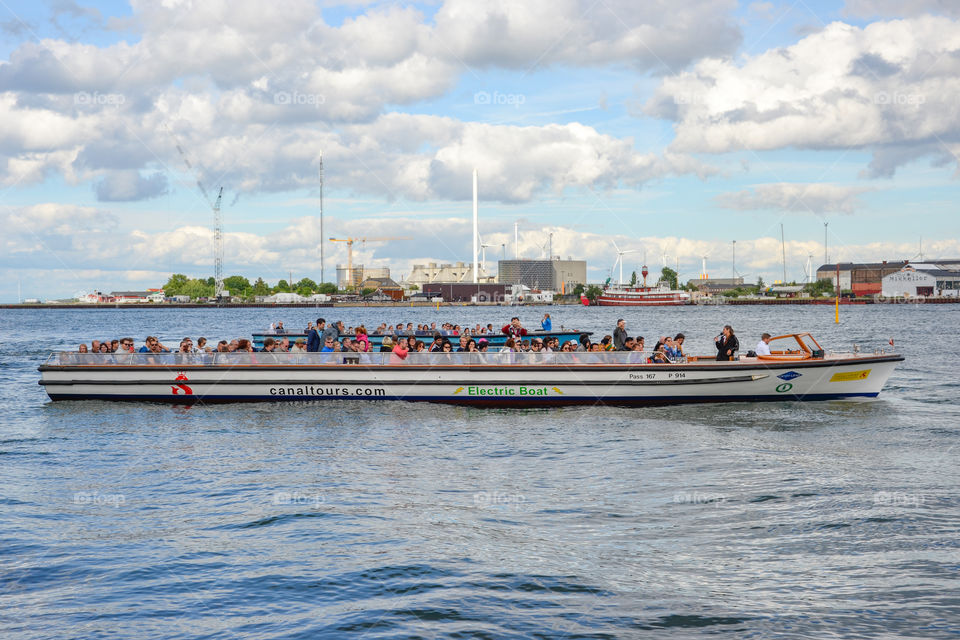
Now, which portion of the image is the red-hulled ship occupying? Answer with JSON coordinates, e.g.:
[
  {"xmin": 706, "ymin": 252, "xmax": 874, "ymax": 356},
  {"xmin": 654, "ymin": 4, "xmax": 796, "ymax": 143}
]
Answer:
[{"xmin": 596, "ymin": 264, "xmax": 691, "ymax": 306}]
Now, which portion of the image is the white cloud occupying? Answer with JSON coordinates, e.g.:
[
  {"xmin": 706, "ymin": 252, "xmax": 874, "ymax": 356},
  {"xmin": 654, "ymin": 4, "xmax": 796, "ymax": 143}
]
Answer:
[
  {"xmin": 645, "ymin": 16, "xmax": 960, "ymax": 176},
  {"xmin": 844, "ymin": 0, "xmax": 960, "ymax": 18},
  {"xmin": 95, "ymin": 170, "xmax": 169, "ymax": 201},
  {"xmin": 716, "ymin": 183, "xmax": 873, "ymax": 214},
  {"xmin": 432, "ymin": 0, "xmax": 740, "ymax": 71},
  {"xmin": 0, "ymin": 0, "xmax": 731, "ymax": 203}
]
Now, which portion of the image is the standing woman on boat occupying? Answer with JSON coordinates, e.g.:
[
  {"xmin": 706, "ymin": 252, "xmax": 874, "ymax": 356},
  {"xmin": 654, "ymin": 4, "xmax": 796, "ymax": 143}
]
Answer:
[
  {"xmin": 355, "ymin": 325, "xmax": 370, "ymax": 352},
  {"xmin": 715, "ymin": 326, "xmax": 739, "ymax": 361}
]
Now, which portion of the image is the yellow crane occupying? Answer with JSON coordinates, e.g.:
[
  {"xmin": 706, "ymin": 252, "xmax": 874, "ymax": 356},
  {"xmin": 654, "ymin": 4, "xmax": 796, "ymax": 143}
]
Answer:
[{"xmin": 329, "ymin": 236, "xmax": 411, "ymax": 289}]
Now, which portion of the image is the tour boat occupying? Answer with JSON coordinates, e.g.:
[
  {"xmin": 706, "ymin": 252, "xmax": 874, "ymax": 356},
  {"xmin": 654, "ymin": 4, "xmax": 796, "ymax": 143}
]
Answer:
[{"xmin": 39, "ymin": 333, "xmax": 903, "ymax": 407}]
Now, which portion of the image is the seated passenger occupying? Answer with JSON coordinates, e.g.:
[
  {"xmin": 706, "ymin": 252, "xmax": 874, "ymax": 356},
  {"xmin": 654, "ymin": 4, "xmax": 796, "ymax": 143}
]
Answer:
[
  {"xmin": 113, "ymin": 338, "xmax": 135, "ymax": 363},
  {"xmin": 673, "ymin": 333, "xmax": 686, "ymax": 358},
  {"xmin": 390, "ymin": 336, "xmax": 410, "ymax": 364},
  {"xmin": 650, "ymin": 341, "xmax": 669, "ymax": 364},
  {"xmin": 355, "ymin": 326, "xmax": 370, "ymax": 352},
  {"xmin": 756, "ymin": 333, "xmax": 772, "ymax": 356},
  {"xmin": 176, "ymin": 338, "xmax": 196, "ymax": 364},
  {"xmin": 380, "ymin": 336, "xmax": 394, "ymax": 353},
  {"xmin": 73, "ymin": 343, "xmax": 91, "ymax": 364}
]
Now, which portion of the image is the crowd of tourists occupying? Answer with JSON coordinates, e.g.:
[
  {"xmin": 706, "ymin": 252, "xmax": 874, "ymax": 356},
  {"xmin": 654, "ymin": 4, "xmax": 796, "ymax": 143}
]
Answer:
[{"xmin": 72, "ymin": 314, "xmax": 761, "ymax": 364}]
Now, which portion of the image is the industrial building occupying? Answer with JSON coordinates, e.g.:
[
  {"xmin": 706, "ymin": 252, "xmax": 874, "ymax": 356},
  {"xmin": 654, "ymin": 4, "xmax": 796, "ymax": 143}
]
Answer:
[
  {"xmin": 497, "ymin": 259, "xmax": 586, "ymax": 292},
  {"xmin": 817, "ymin": 260, "xmax": 960, "ymax": 296},
  {"xmin": 422, "ymin": 282, "xmax": 510, "ymax": 303},
  {"xmin": 406, "ymin": 262, "xmax": 496, "ymax": 287},
  {"xmin": 336, "ymin": 265, "xmax": 392, "ymax": 290},
  {"xmin": 686, "ymin": 277, "xmax": 749, "ymax": 294},
  {"xmin": 882, "ymin": 265, "xmax": 960, "ymax": 297}
]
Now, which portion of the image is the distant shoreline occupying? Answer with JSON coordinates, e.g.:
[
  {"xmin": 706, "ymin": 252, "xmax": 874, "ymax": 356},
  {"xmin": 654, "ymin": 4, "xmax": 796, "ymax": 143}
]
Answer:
[{"xmin": 2, "ymin": 297, "xmax": 958, "ymax": 309}]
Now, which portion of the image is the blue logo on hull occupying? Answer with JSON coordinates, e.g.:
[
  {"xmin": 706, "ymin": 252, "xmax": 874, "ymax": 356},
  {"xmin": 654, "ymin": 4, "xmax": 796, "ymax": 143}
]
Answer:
[{"xmin": 777, "ymin": 371, "xmax": 802, "ymax": 381}]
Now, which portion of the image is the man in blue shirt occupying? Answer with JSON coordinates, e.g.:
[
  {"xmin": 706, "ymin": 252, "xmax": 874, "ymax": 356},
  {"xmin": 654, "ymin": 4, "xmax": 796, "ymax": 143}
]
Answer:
[
  {"xmin": 307, "ymin": 318, "xmax": 325, "ymax": 352},
  {"xmin": 541, "ymin": 313, "xmax": 552, "ymax": 332}
]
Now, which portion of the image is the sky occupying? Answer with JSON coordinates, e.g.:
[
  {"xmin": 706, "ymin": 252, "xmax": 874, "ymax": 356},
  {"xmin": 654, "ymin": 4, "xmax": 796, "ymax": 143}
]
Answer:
[{"xmin": 1, "ymin": 0, "xmax": 959, "ymax": 300}]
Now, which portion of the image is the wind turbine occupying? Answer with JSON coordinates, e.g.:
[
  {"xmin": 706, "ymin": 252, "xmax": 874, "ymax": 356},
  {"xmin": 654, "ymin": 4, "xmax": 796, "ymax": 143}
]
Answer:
[
  {"xmin": 611, "ymin": 241, "xmax": 638, "ymax": 286},
  {"xmin": 478, "ymin": 233, "xmax": 495, "ymax": 272}
]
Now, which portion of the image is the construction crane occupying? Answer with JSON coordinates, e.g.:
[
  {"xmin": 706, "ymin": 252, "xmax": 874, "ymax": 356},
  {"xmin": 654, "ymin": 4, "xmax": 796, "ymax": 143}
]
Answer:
[
  {"xmin": 212, "ymin": 187, "xmax": 224, "ymax": 298},
  {"xmin": 167, "ymin": 124, "xmax": 226, "ymax": 299},
  {"xmin": 329, "ymin": 236, "xmax": 411, "ymax": 290}
]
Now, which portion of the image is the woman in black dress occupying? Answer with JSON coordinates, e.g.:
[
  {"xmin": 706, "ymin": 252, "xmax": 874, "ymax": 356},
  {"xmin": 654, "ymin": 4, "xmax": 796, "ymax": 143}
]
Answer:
[{"xmin": 715, "ymin": 325, "xmax": 739, "ymax": 361}]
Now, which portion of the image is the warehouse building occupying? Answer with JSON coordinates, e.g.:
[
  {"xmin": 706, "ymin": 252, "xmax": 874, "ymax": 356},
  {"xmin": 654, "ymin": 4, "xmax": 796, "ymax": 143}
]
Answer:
[
  {"xmin": 882, "ymin": 265, "xmax": 960, "ymax": 297},
  {"xmin": 817, "ymin": 260, "xmax": 960, "ymax": 296}
]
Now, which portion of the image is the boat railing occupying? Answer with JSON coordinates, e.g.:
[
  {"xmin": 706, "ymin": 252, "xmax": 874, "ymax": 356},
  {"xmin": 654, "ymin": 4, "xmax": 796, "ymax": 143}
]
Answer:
[{"xmin": 45, "ymin": 351, "xmax": 680, "ymax": 367}]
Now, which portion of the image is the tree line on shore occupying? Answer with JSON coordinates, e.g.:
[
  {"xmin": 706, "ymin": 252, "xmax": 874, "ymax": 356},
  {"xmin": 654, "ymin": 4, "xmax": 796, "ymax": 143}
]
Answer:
[
  {"xmin": 160, "ymin": 267, "xmax": 835, "ymax": 302},
  {"xmin": 162, "ymin": 274, "xmax": 339, "ymax": 300}
]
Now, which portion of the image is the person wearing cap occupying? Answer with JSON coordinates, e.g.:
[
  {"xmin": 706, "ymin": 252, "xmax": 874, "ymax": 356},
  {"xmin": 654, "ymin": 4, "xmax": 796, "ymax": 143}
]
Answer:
[{"xmin": 291, "ymin": 338, "xmax": 307, "ymax": 353}]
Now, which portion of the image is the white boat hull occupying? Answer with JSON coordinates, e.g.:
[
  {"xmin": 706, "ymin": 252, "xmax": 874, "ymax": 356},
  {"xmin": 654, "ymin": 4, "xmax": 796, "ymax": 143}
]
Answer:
[{"xmin": 39, "ymin": 353, "xmax": 904, "ymax": 407}]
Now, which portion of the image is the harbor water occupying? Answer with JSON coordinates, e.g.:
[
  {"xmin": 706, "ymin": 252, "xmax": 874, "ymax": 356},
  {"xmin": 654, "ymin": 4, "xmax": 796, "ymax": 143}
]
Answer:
[{"xmin": 1, "ymin": 304, "xmax": 958, "ymax": 639}]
